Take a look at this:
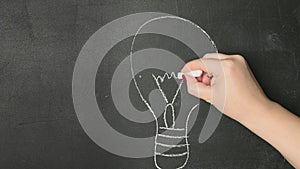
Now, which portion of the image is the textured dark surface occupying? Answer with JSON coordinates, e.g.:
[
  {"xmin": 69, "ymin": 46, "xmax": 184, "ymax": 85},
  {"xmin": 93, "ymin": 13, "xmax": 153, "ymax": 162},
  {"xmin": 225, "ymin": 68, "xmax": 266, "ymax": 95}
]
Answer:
[{"xmin": 0, "ymin": 0, "xmax": 299, "ymax": 169}]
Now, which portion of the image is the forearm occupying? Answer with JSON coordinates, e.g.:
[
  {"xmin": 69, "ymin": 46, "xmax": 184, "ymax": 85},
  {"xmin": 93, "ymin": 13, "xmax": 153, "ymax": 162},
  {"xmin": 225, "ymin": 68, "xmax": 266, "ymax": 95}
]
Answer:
[{"xmin": 236, "ymin": 101, "xmax": 300, "ymax": 168}]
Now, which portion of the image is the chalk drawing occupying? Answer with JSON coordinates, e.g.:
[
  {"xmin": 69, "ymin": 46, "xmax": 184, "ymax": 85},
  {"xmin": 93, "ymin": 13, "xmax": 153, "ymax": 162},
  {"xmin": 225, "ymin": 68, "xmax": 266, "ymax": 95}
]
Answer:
[{"xmin": 129, "ymin": 15, "xmax": 217, "ymax": 168}]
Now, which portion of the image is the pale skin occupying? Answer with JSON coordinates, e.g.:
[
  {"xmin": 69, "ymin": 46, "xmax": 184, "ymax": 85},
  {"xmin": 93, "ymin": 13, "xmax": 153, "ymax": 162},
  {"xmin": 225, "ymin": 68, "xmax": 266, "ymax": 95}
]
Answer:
[{"xmin": 181, "ymin": 53, "xmax": 300, "ymax": 169}]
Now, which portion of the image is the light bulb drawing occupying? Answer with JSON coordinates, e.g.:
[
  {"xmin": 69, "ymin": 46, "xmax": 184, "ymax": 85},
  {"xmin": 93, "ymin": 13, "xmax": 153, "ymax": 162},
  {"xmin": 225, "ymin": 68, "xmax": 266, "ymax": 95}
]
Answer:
[{"xmin": 129, "ymin": 16, "xmax": 204, "ymax": 169}]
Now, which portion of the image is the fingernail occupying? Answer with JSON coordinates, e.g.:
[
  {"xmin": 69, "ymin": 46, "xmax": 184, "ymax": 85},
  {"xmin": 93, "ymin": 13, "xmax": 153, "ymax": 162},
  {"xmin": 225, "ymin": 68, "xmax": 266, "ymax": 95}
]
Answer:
[{"xmin": 182, "ymin": 75, "xmax": 187, "ymax": 83}]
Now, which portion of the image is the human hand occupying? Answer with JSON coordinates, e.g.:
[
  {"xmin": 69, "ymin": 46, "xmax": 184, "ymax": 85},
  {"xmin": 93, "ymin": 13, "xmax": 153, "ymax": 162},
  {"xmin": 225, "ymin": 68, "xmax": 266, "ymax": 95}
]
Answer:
[{"xmin": 181, "ymin": 53, "xmax": 272, "ymax": 121}]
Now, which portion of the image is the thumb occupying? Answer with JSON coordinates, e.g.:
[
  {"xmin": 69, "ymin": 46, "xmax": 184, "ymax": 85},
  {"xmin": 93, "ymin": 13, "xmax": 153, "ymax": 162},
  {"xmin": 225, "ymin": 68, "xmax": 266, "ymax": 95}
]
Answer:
[{"xmin": 184, "ymin": 74, "xmax": 212, "ymax": 103}]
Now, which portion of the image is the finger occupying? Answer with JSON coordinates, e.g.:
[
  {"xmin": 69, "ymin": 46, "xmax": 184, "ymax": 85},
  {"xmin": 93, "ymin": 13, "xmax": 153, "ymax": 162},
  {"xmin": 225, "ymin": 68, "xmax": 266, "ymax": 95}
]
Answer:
[
  {"xmin": 181, "ymin": 58, "xmax": 208, "ymax": 73},
  {"xmin": 201, "ymin": 72, "xmax": 211, "ymax": 85},
  {"xmin": 196, "ymin": 75, "xmax": 202, "ymax": 82},
  {"xmin": 182, "ymin": 56, "xmax": 224, "ymax": 81},
  {"xmin": 196, "ymin": 72, "xmax": 211, "ymax": 85},
  {"xmin": 185, "ymin": 74, "xmax": 212, "ymax": 102}
]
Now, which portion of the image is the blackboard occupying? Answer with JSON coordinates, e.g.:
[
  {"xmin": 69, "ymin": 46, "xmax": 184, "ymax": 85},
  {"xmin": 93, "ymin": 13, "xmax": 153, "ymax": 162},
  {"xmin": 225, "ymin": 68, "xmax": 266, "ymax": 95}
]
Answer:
[{"xmin": 1, "ymin": 0, "xmax": 299, "ymax": 169}]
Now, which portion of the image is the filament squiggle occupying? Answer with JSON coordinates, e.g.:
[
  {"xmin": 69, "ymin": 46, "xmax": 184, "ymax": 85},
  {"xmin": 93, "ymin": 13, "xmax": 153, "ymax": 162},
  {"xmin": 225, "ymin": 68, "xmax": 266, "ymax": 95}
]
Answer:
[{"xmin": 152, "ymin": 72, "xmax": 178, "ymax": 83}]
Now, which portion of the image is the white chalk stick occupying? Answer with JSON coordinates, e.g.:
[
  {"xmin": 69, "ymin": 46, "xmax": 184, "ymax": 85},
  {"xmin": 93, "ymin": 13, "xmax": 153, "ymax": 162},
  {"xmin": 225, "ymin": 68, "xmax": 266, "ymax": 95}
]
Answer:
[{"xmin": 177, "ymin": 70, "xmax": 202, "ymax": 79}]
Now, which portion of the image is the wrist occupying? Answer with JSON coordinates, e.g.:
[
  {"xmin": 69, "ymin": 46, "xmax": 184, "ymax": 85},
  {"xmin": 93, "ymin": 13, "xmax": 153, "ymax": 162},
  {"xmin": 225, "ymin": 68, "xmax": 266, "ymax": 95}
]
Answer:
[{"xmin": 235, "ymin": 98, "xmax": 276, "ymax": 128}]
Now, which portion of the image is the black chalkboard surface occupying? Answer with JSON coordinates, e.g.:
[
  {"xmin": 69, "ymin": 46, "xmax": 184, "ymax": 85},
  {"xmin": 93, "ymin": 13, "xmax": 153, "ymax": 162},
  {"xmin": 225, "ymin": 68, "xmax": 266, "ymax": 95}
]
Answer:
[{"xmin": 1, "ymin": 0, "xmax": 299, "ymax": 169}]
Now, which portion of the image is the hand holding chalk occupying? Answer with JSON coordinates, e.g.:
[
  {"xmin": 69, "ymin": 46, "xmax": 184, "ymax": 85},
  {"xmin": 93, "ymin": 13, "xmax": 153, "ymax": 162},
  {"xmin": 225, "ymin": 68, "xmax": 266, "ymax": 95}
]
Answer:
[
  {"xmin": 177, "ymin": 70, "xmax": 202, "ymax": 79},
  {"xmin": 181, "ymin": 53, "xmax": 271, "ymax": 120}
]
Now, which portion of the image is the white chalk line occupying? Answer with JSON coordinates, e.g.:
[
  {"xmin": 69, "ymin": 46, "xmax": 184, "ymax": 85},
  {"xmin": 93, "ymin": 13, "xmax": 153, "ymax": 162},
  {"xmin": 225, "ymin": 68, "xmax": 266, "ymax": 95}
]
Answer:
[
  {"xmin": 164, "ymin": 104, "xmax": 175, "ymax": 128},
  {"xmin": 152, "ymin": 72, "xmax": 178, "ymax": 83},
  {"xmin": 152, "ymin": 74, "xmax": 169, "ymax": 103},
  {"xmin": 155, "ymin": 152, "xmax": 188, "ymax": 157},
  {"xmin": 157, "ymin": 134, "xmax": 188, "ymax": 139},
  {"xmin": 172, "ymin": 81, "xmax": 183, "ymax": 104},
  {"xmin": 129, "ymin": 15, "xmax": 206, "ymax": 169},
  {"xmin": 156, "ymin": 142, "xmax": 189, "ymax": 148},
  {"xmin": 151, "ymin": 73, "xmax": 183, "ymax": 104},
  {"xmin": 159, "ymin": 127, "xmax": 184, "ymax": 131}
]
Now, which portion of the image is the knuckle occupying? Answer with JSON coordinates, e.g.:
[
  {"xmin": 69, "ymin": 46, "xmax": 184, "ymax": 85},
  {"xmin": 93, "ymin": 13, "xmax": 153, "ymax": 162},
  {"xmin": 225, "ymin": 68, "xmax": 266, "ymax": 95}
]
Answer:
[
  {"xmin": 224, "ymin": 59, "xmax": 236, "ymax": 69},
  {"xmin": 203, "ymin": 53, "xmax": 212, "ymax": 58},
  {"xmin": 234, "ymin": 54, "xmax": 243, "ymax": 59},
  {"xmin": 203, "ymin": 53, "xmax": 220, "ymax": 59},
  {"xmin": 235, "ymin": 54, "xmax": 246, "ymax": 62}
]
